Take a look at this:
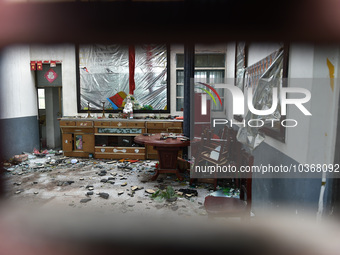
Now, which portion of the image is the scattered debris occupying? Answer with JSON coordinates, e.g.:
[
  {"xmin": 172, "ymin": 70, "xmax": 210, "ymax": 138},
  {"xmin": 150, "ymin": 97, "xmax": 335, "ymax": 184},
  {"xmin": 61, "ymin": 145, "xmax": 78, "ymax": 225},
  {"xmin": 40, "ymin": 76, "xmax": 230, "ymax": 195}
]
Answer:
[
  {"xmin": 13, "ymin": 154, "xmax": 28, "ymax": 163},
  {"xmin": 57, "ymin": 180, "xmax": 74, "ymax": 186},
  {"xmin": 98, "ymin": 192, "xmax": 109, "ymax": 199},
  {"xmin": 178, "ymin": 188, "xmax": 198, "ymax": 198},
  {"xmin": 98, "ymin": 170, "xmax": 107, "ymax": 176},
  {"xmin": 71, "ymin": 159, "xmax": 78, "ymax": 164},
  {"xmin": 107, "ymin": 161, "xmax": 117, "ymax": 164},
  {"xmin": 3, "ymin": 154, "xmax": 213, "ymax": 216},
  {"xmin": 145, "ymin": 189, "xmax": 155, "ymax": 194},
  {"xmin": 33, "ymin": 148, "xmax": 49, "ymax": 157},
  {"xmin": 80, "ymin": 198, "xmax": 91, "ymax": 203}
]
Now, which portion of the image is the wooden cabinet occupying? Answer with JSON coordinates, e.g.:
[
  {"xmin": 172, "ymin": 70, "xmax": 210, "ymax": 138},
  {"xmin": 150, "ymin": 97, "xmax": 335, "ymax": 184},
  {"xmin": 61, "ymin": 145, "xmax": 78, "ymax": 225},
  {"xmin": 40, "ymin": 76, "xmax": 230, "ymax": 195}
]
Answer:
[
  {"xmin": 60, "ymin": 119, "xmax": 182, "ymax": 159},
  {"xmin": 60, "ymin": 121, "xmax": 94, "ymax": 157},
  {"xmin": 60, "ymin": 120, "xmax": 76, "ymax": 127},
  {"xmin": 94, "ymin": 121, "xmax": 146, "ymax": 159},
  {"xmin": 145, "ymin": 121, "xmax": 183, "ymax": 159},
  {"xmin": 62, "ymin": 133, "xmax": 73, "ymax": 152}
]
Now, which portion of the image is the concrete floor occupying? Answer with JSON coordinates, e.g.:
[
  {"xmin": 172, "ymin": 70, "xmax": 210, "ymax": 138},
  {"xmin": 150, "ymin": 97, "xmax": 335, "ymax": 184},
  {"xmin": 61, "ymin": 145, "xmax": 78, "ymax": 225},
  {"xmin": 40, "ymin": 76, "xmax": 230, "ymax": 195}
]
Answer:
[
  {"xmin": 1, "ymin": 154, "xmax": 339, "ymax": 255},
  {"xmin": 3, "ymin": 153, "xmax": 212, "ymax": 218}
]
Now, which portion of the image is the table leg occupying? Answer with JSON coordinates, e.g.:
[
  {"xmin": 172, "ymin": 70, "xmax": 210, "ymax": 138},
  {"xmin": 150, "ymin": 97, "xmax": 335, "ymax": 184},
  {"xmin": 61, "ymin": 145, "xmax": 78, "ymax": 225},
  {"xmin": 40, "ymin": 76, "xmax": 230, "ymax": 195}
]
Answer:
[{"xmin": 151, "ymin": 146, "xmax": 183, "ymax": 181}]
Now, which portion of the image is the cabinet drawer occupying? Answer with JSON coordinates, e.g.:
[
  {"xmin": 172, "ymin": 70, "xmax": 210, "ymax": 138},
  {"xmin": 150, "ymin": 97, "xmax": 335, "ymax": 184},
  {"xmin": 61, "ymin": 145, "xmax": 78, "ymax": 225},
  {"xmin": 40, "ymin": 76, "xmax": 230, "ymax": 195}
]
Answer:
[
  {"xmin": 61, "ymin": 127, "xmax": 94, "ymax": 133},
  {"xmin": 110, "ymin": 121, "xmax": 126, "ymax": 127},
  {"xmin": 126, "ymin": 122, "xmax": 145, "ymax": 128},
  {"xmin": 60, "ymin": 120, "xmax": 76, "ymax": 127},
  {"xmin": 76, "ymin": 121, "xmax": 93, "ymax": 127},
  {"xmin": 94, "ymin": 121, "xmax": 110, "ymax": 127},
  {"xmin": 95, "ymin": 147, "xmax": 145, "ymax": 154},
  {"xmin": 146, "ymin": 122, "xmax": 164, "ymax": 129},
  {"xmin": 165, "ymin": 122, "xmax": 182, "ymax": 128},
  {"xmin": 167, "ymin": 128, "xmax": 182, "ymax": 134},
  {"xmin": 147, "ymin": 128, "xmax": 166, "ymax": 134}
]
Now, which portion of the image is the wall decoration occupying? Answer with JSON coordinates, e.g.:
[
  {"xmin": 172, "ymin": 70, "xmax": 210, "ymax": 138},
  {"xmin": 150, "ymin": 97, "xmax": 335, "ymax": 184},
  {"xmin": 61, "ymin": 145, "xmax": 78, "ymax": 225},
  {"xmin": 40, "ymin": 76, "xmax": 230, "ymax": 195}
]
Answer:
[
  {"xmin": 30, "ymin": 61, "xmax": 36, "ymax": 71},
  {"xmin": 37, "ymin": 61, "xmax": 43, "ymax": 71},
  {"xmin": 44, "ymin": 68, "xmax": 58, "ymax": 83}
]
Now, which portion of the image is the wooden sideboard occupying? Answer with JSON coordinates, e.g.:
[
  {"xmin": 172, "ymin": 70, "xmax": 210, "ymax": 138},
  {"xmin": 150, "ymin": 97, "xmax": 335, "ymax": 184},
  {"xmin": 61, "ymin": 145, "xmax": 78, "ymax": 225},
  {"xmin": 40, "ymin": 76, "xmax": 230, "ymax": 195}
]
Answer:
[{"xmin": 59, "ymin": 119, "xmax": 183, "ymax": 160}]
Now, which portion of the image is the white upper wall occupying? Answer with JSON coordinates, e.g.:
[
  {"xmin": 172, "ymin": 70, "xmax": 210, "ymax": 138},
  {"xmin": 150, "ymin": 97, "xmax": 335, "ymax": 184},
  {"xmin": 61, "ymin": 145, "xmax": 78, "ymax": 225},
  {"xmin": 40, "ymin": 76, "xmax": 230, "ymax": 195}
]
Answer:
[
  {"xmin": 30, "ymin": 44, "xmax": 77, "ymax": 116},
  {"xmin": 0, "ymin": 44, "xmax": 78, "ymax": 119},
  {"xmin": 2, "ymin": 44, "xmax": 226, "ymax": 119},
  {"xmin": 307, "ymin": 46, "xmax": 339, "ymax": 164},
  {"xmin": 264, "ymin": 44, "xmax": 315, "ymax": 164},
  {"xmin": 0, "ymin": 45, "xmax": 37, "ymax": 119}
]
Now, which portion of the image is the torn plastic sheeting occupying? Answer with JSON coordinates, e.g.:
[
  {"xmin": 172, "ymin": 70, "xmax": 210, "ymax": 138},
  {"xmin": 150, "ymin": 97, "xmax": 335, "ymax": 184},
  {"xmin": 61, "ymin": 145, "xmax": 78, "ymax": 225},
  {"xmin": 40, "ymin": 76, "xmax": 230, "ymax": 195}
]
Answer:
[
  {"xmin": 79, "ymin": 44, "xmax": 167, "ymax": 111},
  {"xmin": 237, "ymin": 49, "xmax": 284, "ymax": 150},
  {"xmin": 235, "ymin": 42, "xmax": 247, "ymax": 91}
]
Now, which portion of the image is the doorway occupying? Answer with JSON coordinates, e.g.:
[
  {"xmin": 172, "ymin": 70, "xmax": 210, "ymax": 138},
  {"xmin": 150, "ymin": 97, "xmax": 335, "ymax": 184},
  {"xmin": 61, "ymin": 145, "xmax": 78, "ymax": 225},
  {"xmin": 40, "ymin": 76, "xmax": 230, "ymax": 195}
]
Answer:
[
  {"xmin": 36, "ymin": 63, "xmax": 63, "ymax": 150},
  {"xmin": 38, "ymin": 87, "xmax": 62, "ymax": 150}
]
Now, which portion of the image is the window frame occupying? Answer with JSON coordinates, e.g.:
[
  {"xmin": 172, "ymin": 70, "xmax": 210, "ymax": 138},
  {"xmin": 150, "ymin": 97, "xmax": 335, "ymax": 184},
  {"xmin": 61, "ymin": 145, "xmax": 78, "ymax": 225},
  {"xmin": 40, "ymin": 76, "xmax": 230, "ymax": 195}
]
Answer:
[
  {"xmin": 175, "ymin": 53, "xmax": 226, "ymax": 112},
  {"xmin": 76, "ymin": 44, "xmax": 171, "ymax": 114}
]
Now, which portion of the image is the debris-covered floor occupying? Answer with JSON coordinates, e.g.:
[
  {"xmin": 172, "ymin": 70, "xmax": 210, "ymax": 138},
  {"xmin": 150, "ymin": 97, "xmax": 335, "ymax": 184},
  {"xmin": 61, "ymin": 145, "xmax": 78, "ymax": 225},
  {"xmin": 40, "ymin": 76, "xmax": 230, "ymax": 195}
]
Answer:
[
  {"xmin": 2, "ymin": 153, "xmax": 339, "ymax": 255},
  {"xmin": 2, "ymin": 152, "xmax": 217, "ymax": 218}
]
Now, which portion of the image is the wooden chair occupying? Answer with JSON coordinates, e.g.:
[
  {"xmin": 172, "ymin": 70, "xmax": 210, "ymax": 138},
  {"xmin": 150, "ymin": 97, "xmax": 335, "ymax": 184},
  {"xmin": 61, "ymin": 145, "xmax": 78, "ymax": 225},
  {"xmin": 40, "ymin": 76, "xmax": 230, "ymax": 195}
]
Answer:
[
  {"xmin": 190, "ymin": 126, "xmax": 238, "ymax": 190},
  {"xmin": 199, "ymin": 126, "xmax": 237, "ymax": 166},
  {"xmin": 204, "ymin": 149, "xmax": 254, "ymax": 219}
]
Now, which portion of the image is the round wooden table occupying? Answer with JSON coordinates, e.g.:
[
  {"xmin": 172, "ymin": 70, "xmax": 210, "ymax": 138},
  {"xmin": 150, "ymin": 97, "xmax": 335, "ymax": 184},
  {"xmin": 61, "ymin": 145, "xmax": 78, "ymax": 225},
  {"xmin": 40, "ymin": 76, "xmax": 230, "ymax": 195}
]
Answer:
[{"xmin": 134, "ymin": 134, "xmax": 190, "ymax": 181}]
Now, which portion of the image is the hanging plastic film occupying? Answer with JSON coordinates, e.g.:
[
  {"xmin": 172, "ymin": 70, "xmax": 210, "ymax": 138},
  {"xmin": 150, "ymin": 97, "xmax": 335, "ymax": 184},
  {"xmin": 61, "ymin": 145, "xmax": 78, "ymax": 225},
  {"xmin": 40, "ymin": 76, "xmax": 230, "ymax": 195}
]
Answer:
[
  {"xmin": 79, "ymin": 44, "xmax": 167, "ymax": 111},
  {"xmin": 235, "ymin": 42, "xmax": 247, "ymax": 90},
  {"xmin": 237, "ymin": 48, "xmax": 284, "ymax": 150}
]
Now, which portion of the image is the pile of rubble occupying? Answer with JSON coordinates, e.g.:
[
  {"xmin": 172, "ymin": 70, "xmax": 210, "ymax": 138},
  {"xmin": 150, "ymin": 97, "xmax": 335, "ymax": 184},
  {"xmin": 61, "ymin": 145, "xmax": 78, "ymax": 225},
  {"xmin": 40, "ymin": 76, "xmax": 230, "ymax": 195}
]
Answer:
[{"xmin": 1, "ymin": 151, "xmax": 213, "ymax": 217}]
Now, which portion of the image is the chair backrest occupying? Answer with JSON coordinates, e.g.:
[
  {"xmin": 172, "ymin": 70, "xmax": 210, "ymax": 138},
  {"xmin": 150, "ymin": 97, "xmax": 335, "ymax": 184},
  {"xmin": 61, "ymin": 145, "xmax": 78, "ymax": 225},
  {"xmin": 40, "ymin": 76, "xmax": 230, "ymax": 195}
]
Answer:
[
  {"xmin": 194, "ymin": 126, "xmax": 244, "ymax": 166},
  {"xmin": 238, "ymin": 149, "xmax": 254, "ymax": 209},
  {"xmin": 218, "ymin": 126, "xmax": 238, "ymax": 162}
]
